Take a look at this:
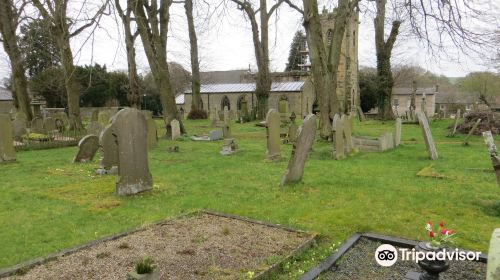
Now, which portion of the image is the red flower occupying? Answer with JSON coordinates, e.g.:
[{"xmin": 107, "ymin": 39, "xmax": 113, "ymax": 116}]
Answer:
[
  {"xmin": 440, "ymin": 228, "xmax": 447, "ymax": 235},
  {"xmin": 429, "ymin": 231, "xmax": 435, "ymax": 238},
  {"xmin": 447, "ymin": 230, "xmax": 454, "ymax": 235},
  {"xmin": 439, "ymin": 221, "xmax": 445, "ymax": 227}
]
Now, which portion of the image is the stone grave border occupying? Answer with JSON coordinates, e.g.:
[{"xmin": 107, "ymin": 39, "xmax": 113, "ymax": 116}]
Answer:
[
  {"xmin": 300, "ymin": 232, "xmax": 488, "ymax": 280},
  {"xmin": 0, "ymin": 210, "xmax": 317, "ymax": 279}
]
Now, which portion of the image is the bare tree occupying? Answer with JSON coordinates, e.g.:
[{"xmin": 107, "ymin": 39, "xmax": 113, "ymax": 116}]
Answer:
[
  {"xmin": 31, "ymin": 0, "xmax": 109, "ymax": 127},
  {"xmin": 184, "ymin": 0, "xmax": 202, "ymax": 112},
  {"xmin": 132, "ymin": 0, "xmax": 186, "ymax": 135},
  {"xmin": 115, "ymin": 0, "xmax": 141, "ymax": 108},
  {"xmin": 0, "ymin": 0, "xmax": 33, "ymax": 120},
  {"xmin": 228, "ymin": 0, "xmax": 286, "ymax": 119}
]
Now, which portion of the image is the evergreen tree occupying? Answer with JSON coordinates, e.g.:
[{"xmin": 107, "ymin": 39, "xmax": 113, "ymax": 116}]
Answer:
[{"xmin": 285, "ymin": 30, "xmax": 307, "ymax": 72}]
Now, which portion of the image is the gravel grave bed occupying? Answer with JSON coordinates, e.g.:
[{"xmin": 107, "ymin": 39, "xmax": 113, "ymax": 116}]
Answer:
[
  {"xmin": 6, "ymin": 213, "xmax": 311, "ymax": 280},
  {"xmin": 319, "ymin": 237, "xmax": 486, "ymax": 280}
]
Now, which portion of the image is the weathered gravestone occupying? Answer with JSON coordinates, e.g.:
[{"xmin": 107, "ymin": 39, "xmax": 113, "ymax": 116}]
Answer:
[
  {"xmin": 0, "ymin": 115, "xmax": 16, "ymax": 163},
  {"xmin": 379, "ymin": 132, "xmax": 395, "ymax": 151},
  {"xmin": 209, "ymin": 130, "xmax": 223, "ymax": 141},
  {"xmin": 333, "ymin": 114, "xmax": 345, "ymax": 160},
  {"xmin": 288, "ymin": 112, "xmax": 298, "ymax": 143},
  {"xmin": 357, "ymin": 106, "xmax": 366, "ymax": 122},
  {"xmin": 223, "ymin": 106, "xmax": 231, "ymax": 138},
  {"xmin": 395, "ymin": 117, "xmax": 402, "ymax": 146},
  {"xmin": 220, "ymin": 138, "xmax": 238, "ymax": 155},
  {"xmin": 113, "ymin": 108, "xmax": 153, "ymax": 195},
  {"xmin": 450, "ymin": 109, "xmax": 461, "ymax": 136},
  {"xmin": 99, "ymin": 124, "xmax": 118, "ymax": 170},
  {"xmin": 417, "ymin": 111, "xmax": 438, "ymax": 160},
  {"xmin": 171, "ymin": 119, "xmax": 181, "ymax": 140},
  {"xmin": 487, "ymin": 228, "xmax": 500, "ymax": 280},
  {"xmin": 210, "ymin": 108, "xmax": 220, "ymax": 127},
  {"xmin": 73, "ymin": 135, "xmax": 99, "ymax": 163},
  {"xmin": 342, "ymin": 115, "xmax": 353, "ymax": 154},
  {"xmin": 280, "ymin": 114, "xmax": 316, "ymax": 186},
  {"xmin": 87, "ymin": 121, "xmax": 103, "ymax": 136},
  {"xmin": 146, "ymin": 119, "xmax": 158, "ymax": 149},
  {"xmin": 464, "ymin": 118, "xmax": 482, "ymax": 145},
  {"xmin": 31, "ymin": 117, "xmax": 45, "ymax": 134},
  {"xmin": 12, "ymin": 118, "xmax": 27, "ymax": 140},
  {"xmin": 43, "ymin": 117, "xmax": 57, "ymax": 132},
  {"xmin": 266, "ymin": 109, "xmax": 281, "ymax": 160},
  {"xmin": 482, "ymin": 131, "xmax": 500, "ymax": 189},
  {"xmin": 91, "ymin": 110, "xmax": 99, "ymax": 122},
  {"xmin": 98, "ymin": 111, "xmax": 110, "ymax": 126}
]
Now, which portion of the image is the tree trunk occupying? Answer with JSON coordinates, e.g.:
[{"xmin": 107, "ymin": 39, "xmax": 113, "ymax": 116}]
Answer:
[
  {"xmin": 0, "ymin": 0, "xmax": 33, "ymax": 120},
  {"xmin": 184, "ymin": 0, "xmax": 202, "ymax": 111},
  {"xmin": 124, "ymin": 24, "xmax": 141, "ymax": 108}
]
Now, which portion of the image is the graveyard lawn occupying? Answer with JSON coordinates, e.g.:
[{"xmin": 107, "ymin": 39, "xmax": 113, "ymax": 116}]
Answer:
[{"xmin": 1, "ymin": 119, "xmax": 500, "ymax": 279}]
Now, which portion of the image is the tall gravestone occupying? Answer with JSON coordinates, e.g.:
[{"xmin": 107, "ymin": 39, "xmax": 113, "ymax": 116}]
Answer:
[
  {"xmin": 395, "ymin": 117, "xmax": 402, "ymax": 146},
  {"xmin": 91, "ymin": 110, "xmax": 99, "ymax": 122},
  {"xmin": 288, "ymin": 112, "xmax": 298, "ymax": 143},
  {"xmin": 487, "ymin": 228, "xmax": 500, "ymax": 280},
  {"xmin": 482, "ymin": 131, "xmax": 500, "ymax": 189},
  {"xmin": 266, "ymin": 109, "xmax": 281, "ymax": 160},
  {"xmin": 99, "ymin": 124, "xmax": 119, "ymax": 170},
  {"xmin": 223, "ymin": 106, "xmax": 231, "ymax": 138},
  {"xmin": 146, "ymin": 118, "xmax": 158, "ymax": 149},
  {"xmin": 73, "ymin": 135, "xmax": 99, "ymax": 163},
  {"xmin": 114, "ymin": 108, "xmax": 153, "ymax": 195},
  {"xmin": 31, "ymin": 117, "xmax": 44, "ymax": 134},
  {"xmin": 333, "ymin": 114, "xmax": 345, "ymax": 160},
  {"xmin": 342, "ymin": 115, "xmax": 353, "ymax": 154},
  {"xmin": 280, "ymin": 114, "xmax": 317, "ymax": 186},
  {"xmin": 417, "ymin": 111, "xmax": 438, "ymax": 160},
  {"xmin": 171, "ymin": 119, "xmax": 181, "ymax": 140},
  {"xmin": 0, "ymin": 115, "xmax": 16, "ymax": 163}
]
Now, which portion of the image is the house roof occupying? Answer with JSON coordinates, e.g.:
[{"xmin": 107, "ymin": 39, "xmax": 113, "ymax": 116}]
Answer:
[
  {"xmin": 200, "ymin": 70, "xmax": 249, "ymax": 84},
  {"xmin": 392, "ymin": 87, "xmax": 437, "ymax": 95},
  {"xmin": 0, "ymin": 87, "xmax": 13, "ymax": 101},
  {"xmin": 175, "ymin": 94, "xmax": 184, "ymax": 105},
  {"xmin": 184, "ymin": 81, "xmax": 305, "ymax": 94}
]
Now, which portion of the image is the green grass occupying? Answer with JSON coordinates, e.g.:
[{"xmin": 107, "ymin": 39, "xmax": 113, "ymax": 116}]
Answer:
[{"xmin": 1, "ymin": 118, "xmax": 499, "ymax": 279}]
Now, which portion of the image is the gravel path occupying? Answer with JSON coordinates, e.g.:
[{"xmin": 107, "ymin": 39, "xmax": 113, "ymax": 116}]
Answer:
[
  {"xmin": 319, "ymin": 237, "xmax": 486, "ymax": 280},
  {"xmin": 6, "ymin": 213, "xmax": 309, "ymax": 280}
]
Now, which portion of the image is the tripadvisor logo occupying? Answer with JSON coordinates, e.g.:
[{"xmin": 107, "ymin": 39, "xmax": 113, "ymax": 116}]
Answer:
[{"xmin": 375, "ymin": 244, "xmax": 482, "ymax": 267}]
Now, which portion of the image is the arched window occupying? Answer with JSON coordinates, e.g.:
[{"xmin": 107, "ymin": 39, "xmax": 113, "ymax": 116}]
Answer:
[
  {"xmin": 237, "ymin": 95, "xmax": 246, "ymax": 110},
  {"xmin": 221, "ymin": 95, "xmax": 230, "ymax": 111}
]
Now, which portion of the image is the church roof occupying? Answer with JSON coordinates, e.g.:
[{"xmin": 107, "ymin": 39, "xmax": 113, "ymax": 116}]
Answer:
[
  {"xmin": 184, "ymin": 81, "xmax": 305, "ymax": 94},
  {"xmin": 0, "ymin": 87, "xmax": 13, "ymax": 101}
]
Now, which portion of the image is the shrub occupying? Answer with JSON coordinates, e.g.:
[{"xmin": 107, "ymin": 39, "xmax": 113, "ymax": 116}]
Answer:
[
  {"xmin": 135, "ymin": 257, "xmax": 155, "ymax": 274},
  {"xmin": 187, "ymin": 108, "xmax": 208, "ymax": 120}
]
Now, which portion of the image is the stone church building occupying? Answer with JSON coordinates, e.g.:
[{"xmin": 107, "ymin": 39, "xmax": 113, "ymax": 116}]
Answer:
[{"xmin": 178, "ymin": 8, "xmax": 359, "ymax": 118}]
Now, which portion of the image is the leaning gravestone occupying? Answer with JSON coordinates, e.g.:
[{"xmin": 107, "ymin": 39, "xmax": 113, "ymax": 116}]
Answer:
[
  {"xmin": 0, "ymin": 115, "xmax": 16, "ymax": 163},
  {"xmin": 482, "ymin": 131, "xmax": 500, "ymax": 189},
  {"xmin": 73, "ymin": 135, "xmax": 99, "ymax": 163},
  {"xmin": 357, "ymin": 106, "xmax": 366, "ymax": 122},
  {"xmin": 146, "ymin": 118, "xmax": 158, "ymax": 149},
  {"xmin": 487, "ymin": 228, "xmax": 500, "ymax": 280},
  {"xmin": 113, "ymin": 108, "xmax": 153, "ymax": 195},
  {"xmin": 171, "ymin": 119, "xmax": 181, "ymax": 140},
  {"xmin": 43, "ymin": 117, "xmax": 57, "ymax": 132},
  {"xmin": 266, "ymin": 109, "xmax": 281, "ymax": 160},
  {"xmin": 417, "ymin": 111, "xmax": 438, "ymax": 160},
  {"xmin": 280, "ymin": 114, "xmax": 317, "ymax": 186},
  {"xmin": 342, "ymin": 115, "xmax": 353, "ymax": 154},
  {"xmin": 450, "ymin": 109, "xmax": 461, "ymax": 136},
  {"xmin": 464, "ymin": 118, "xmax": 482, "ymax": 145},
  {"xmin": 395, "ymin": 117, "xmax": 402, "ymax": 146},
  {"xmin": 99, "ymin": 124, "xmax": 119, "ymax": 170},
  {"xmin": 31, "ymin": 117, "xmax": 45, "ymax": 134},
  {"xmin": 333, "ymin": 114, "xmax": 345, "ymax": 160},
  {"xmin": 223, "ymin": 106, "xmax": 231, "ymax": 138}
]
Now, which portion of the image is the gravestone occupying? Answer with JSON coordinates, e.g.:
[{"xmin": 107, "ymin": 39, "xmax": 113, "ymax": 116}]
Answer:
[
  {"xmin": 379, "ymin": 132, "xmax": 395, "ymax": 151},
  {"xmin": 220, "ymin": 138, "xmax": 238, "ymax": 155},
  {"xmin": 223, "ymin": 106, "xmax": 231, "ymax": 138},
  {"xmin": 357, "ymin": 106, "xmax": 366, "ymax": 122},
  {"xmin": 87, "ymin": 121, "xmax": 103, "ymax": 136},
  {"xmin": 73, "ymin": 135, "xmax": 99, "ymax": 163},
  {"xmin": 482, "ymin": 131, "xmax": 500, "ymax": 188},
  {"xmin": 395, "ymin": 117, "xmax": 402, "ymax": 146},
  {"xmin": 43, "ymin": 117, "xmax": 57, "ymax": 132},
  {"xmin": 280, "ymin": 114, "xmax": 317, "ymax": 186},
  {"xmin": 99, "ymin": 124, "xmax": 119, "ymax": 170},
  {"xmin": 487, "ymin": 228, "xmax": 500, "ymax": 280},
  {"xmin": 342, "ymin": 115, "xmax": 353, "ymax": 154},
  {"xmin": 209, "ymin": 130, "xmax": 223, "ymax": 141},
  {"xmin": 241, "ymin": 99, "xmax": 249, "ymax": 119},
  {"xmin": 31, "ymin": 117, "xmax": 44, "ymax": 134},
  {"xmin": 211, "ymin": 108, "xmax": 219, "ymax": 127},
  {"xmin": 333, "ymin": 114, "xmax": 345, "ymax": 160},
  {"xmin": 451, "ymin": 109, "xmax": 461, "ymax": 136},
  {"xmin": 288, "ymin": 112, "xmax": 298, "ymax": 143},
  {"xmin": 12, "ymin": 118, "xmax": 27, "ymax": 140},
  {"xmin": 98, "ymin": 111, "xmax": 110, "ymax": 126},
  {"xmin": 171, "ymin": 119, "xmax": 181, "ymax": 140},
  {"xmin": 417, "ymin": 111, "xmax": 438, "ymax": 160},
  {"xmin": 146, "ymin": 118, "xmax": 158, "ymax": 149},
  {"xmin": 266, "ymin": 109, "xmax": 281, "ymax": 160},
  {"xmin": 55, "ymin": 118, "xmax": 65, "ymax": 132},
  {"xmin": 0, "ymin": 115, "xmax": 16, "ymax": 163},
  {"xmin": 278, "ymin": 99, "xmax": 289, "ymax": 123},
  {"xmin": 464, "ymin": 118, "xmax": 481, "ymax": 145},
  {"xmin": 91, "ymin": 110, "xmax": 99, "ymax": 122},
  {"xmin": 54, "ymin": 112, "xmax": 69, "ymax": 129},
  {"xmin": 113, "ymin": 108, "xmax": 153, "ymax": 195}
]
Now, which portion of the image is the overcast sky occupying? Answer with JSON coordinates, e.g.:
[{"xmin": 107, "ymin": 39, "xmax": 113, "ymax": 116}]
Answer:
[{"xmin": 0, "ymin": 0, "xmax": 498, "ymax": 83}]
